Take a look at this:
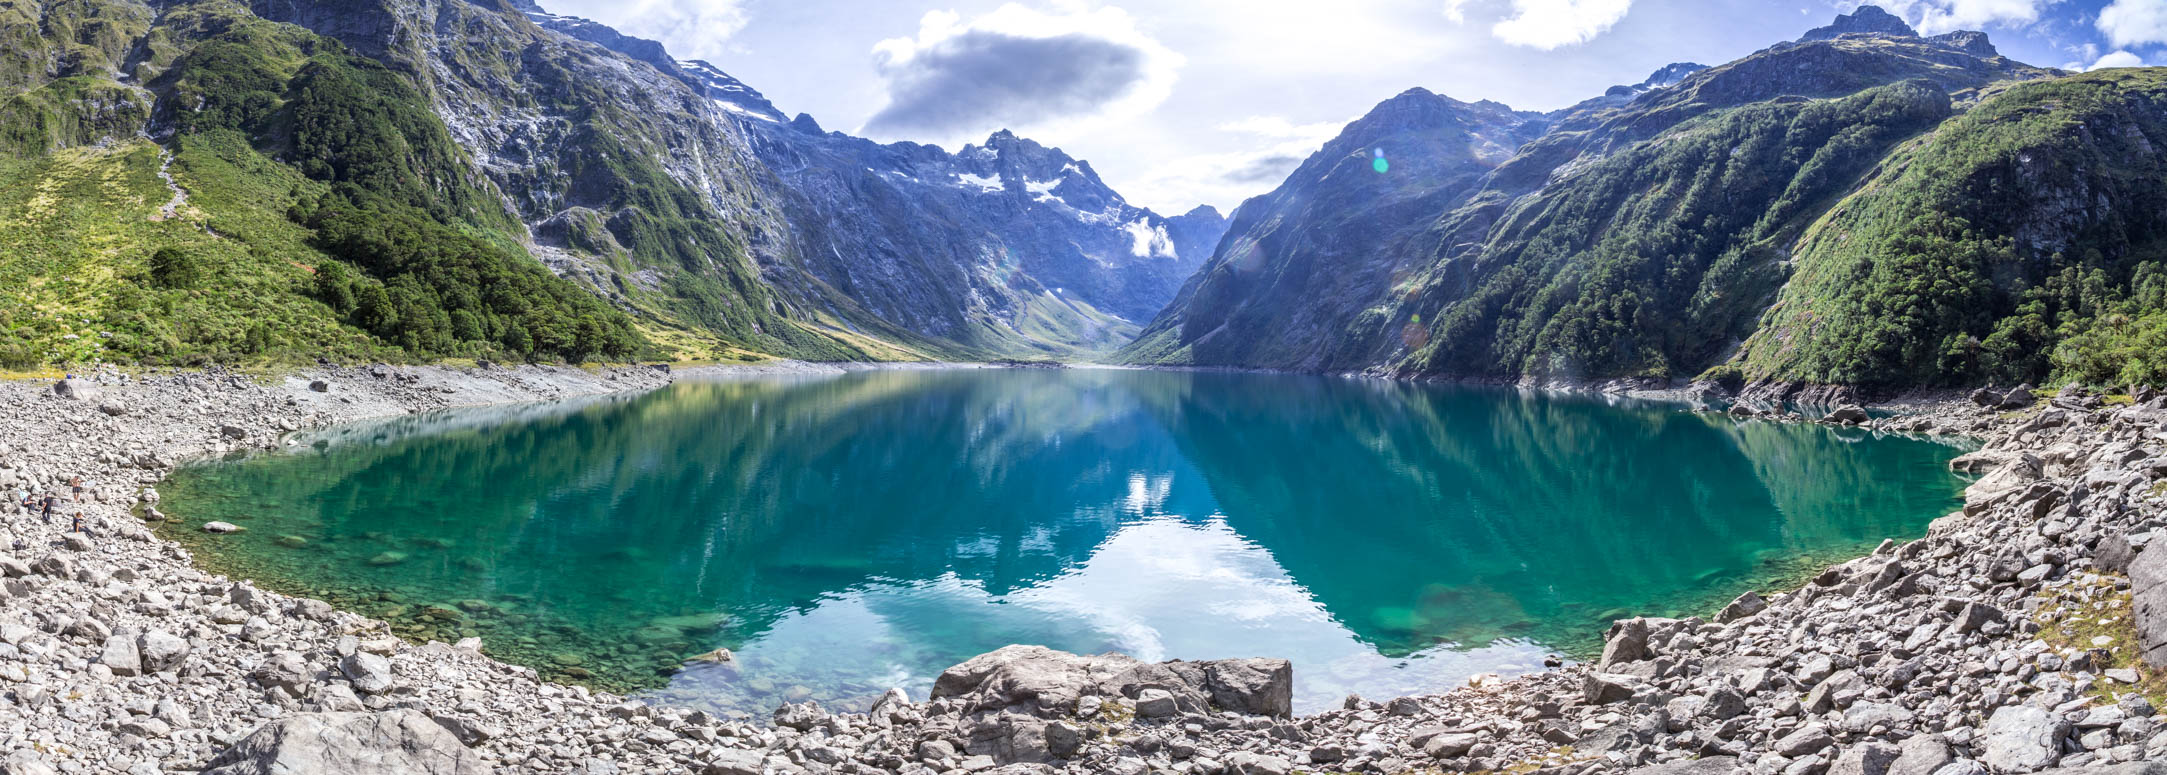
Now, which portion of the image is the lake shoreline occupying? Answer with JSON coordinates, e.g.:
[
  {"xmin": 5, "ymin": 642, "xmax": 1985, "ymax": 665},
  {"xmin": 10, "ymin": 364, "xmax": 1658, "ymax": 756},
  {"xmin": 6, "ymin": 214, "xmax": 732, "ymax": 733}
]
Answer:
[{"xmin": 0, "ymin": 362, "xmax": 2152, "ymax": 774}]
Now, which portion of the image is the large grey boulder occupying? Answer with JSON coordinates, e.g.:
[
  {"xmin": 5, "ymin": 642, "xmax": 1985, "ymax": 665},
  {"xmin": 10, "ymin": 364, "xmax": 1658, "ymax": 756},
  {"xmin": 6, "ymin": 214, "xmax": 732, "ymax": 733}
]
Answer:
[
  {"xmin": 1826, "ymin": 405, "xmax": 1870, "ymax": 425},
  {"xmin": 1982, "ymin": 705, "xmax": 2067, "ymax": 772},
  {"xmin": 201, "ymin": 710, "xmax": 488, "ymax": 775},
  {"xmin": 137, "ymin": 630, "xmax": 189, "ymax": 673},
  {"xmin": 1965, "ymin": 455, "xmax": 2043, "ymax": 507},
  {"xmin": 1715, "ymin": 590, "xmax": 1766, "ymax": 623},
  {"xmin": 930, "ymin": 645, "xmax": 1291, "ymax": 719},
  {"xmin": 2133, "ymin": 535, "xmax": 2167, "ymax": 668},
  {"xmin": 1887, "ymin": 734, "xmax": 1952, "ymax": 775},
  {"xmin": 339, "ymin": 652, "xmax": 395, "ymax": 694},
  {"xmin": 98, "ymin": 633, "xmax": 141, "ymax": 676},
  {"xmin": 1598, "ymin": 617, "xmax": 1651, "ymax": 669},
  {"xmin": 51, "ymin": 379, "xmax": 99, "ymax": 401},
  {"xmin": 1830, "ymin": 741, "xmax": 1901, "ymax": 775}
]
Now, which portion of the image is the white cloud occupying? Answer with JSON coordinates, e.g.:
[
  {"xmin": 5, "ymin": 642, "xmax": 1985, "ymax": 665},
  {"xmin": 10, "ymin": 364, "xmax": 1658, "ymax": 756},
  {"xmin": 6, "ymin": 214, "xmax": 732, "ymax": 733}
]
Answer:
[
  {"xmin": 1850, "ymin": 0, "xmax": 2052, "ymax": 35},
  {"xmin": 539, "ymin": 0, "xmax": 749, "ymax": 61},
  {"xmin": 1120, "ymin": 113, "xmax": 1349, "ymax": 212},
  {"xmin": 1443, "ymin": 0, "xmax": 1473, "ymax": 23},
  {"xmin": 1490, "ymin": 0, "xmax": 1634, "ymax": 49},
  {"xmin": 862, "ymin": 4, "xmax": 1184, "ymax": 143},
  {"xmin": 2086, "ymin": 49, "xmax": 2147, "ymax": 70},
  {"xmin": 2098, "ymin": 0, "xmax": 2167, "ymax": 48}
]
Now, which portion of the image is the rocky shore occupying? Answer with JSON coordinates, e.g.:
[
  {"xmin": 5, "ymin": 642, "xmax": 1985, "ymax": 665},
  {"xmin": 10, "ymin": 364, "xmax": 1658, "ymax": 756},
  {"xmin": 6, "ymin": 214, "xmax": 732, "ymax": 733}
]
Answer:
[{"xmin": 1, "ymin": 366, "xmax": 2163, "ymax": 775}]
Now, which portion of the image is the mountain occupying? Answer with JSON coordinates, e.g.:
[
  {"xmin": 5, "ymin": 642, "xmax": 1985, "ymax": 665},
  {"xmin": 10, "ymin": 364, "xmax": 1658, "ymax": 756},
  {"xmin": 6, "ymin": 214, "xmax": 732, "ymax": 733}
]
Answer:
[
  {"xmin": 1123, "ymin": 7, "xmax": 2167, "ymax": 391},
  {"xmin": 439, "ymin": 0, "xmax": 1230, "ymax": 359},
  {"xmin": 0, "ymin": 0, "xmax": 1222, "ymax": 368}
]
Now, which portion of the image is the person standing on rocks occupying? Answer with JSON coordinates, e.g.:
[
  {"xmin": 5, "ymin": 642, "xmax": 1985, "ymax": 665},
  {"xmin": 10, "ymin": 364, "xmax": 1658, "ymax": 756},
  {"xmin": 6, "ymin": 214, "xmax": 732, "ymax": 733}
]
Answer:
[
  {"xmin": 69, "ymin": 475, "xmax": 83, "ymax": 502},
  {"xmin": 39, "ymin": 492, "xmax": 56, "ymax": 524}
]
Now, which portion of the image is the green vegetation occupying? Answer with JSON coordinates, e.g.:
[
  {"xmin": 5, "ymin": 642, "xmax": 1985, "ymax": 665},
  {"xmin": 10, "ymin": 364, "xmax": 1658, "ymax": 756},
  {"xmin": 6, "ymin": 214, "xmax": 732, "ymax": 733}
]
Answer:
[
  {"xmin": 1404, "ymin": 80, "xmax": 1954, "ymax": 379},
  {"xmin": 2033, "ymin": 573, "xmax": 2166, "ymax": 709},
  {"xmin": 1743, "ymin": 68, "xmax": 2167, "ymax": 387},
  {"xmin": 1, "ymin": 0, "xmax": 653, "ymax": 366}
]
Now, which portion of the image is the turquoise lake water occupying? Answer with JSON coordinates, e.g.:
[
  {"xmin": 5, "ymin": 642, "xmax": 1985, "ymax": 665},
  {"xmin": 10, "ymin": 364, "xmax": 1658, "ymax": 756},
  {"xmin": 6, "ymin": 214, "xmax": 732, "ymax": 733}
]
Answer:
[{"xmin": 159, "ymin": 368, "xmax": 1969, "ymax": 715}]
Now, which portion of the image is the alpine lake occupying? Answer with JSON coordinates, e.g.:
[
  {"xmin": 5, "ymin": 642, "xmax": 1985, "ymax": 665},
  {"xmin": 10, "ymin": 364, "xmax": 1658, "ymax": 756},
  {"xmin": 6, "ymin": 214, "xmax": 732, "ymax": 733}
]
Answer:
[{"xmin": 157, "ymin": 367, "xmax": 1970, "ymax": 716}]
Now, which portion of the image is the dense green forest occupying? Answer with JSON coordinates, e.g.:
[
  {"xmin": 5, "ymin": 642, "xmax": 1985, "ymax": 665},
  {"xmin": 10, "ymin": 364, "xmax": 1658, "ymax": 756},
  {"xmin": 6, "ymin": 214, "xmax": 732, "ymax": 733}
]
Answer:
[
  {"xmin": 1404, "ymin": 80, "xmax": 1955, "ymax": 380},
  {"xmin": 1743, "ymin": 69, "xmax": 2167, "ymax": 388}
]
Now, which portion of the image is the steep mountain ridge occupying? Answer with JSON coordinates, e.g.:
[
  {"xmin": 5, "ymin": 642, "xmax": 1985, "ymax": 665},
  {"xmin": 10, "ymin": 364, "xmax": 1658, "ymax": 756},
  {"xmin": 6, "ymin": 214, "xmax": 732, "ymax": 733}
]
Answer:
[
  {"xmin": 1125, "ymin": 7, "xmax": 2166, "ymax": 390},
  {"xmin": 518, "ymin": 1, "xmax": 1227, "ymax": 358}
]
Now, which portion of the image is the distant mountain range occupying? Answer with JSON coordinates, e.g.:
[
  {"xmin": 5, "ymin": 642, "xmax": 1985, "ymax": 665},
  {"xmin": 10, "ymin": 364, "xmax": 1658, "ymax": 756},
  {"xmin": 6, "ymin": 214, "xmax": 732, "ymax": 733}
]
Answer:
[{"xmin": 4, "ymin": 0, "xmax": 2164, "ymax": 390}]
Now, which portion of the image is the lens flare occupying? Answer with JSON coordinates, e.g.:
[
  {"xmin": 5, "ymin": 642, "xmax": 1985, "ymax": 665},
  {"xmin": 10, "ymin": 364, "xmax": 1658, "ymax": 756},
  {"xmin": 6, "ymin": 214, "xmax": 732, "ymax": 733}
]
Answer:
[{"xmin": 1372, "ymin": 147, "xmax": 1389, "ymax": 174}]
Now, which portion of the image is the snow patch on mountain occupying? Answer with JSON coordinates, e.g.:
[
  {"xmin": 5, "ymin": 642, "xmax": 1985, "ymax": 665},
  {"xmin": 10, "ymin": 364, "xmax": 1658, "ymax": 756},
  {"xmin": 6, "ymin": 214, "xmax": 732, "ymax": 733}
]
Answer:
[{"xmin": 1123, "ymin": 220, "xmax": 1177, "ymax": 259}]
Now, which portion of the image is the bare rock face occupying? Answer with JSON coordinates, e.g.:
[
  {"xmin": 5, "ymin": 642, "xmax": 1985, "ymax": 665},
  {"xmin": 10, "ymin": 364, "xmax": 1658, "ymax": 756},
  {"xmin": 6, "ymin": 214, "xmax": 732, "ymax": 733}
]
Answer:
[
  {"xmin": 201, "ymin": 710, "xmax": 489, "ymax": 775},
  {"xmin": 2130, "ymin": 535, "xmax": 2167, "ymax": 669}
]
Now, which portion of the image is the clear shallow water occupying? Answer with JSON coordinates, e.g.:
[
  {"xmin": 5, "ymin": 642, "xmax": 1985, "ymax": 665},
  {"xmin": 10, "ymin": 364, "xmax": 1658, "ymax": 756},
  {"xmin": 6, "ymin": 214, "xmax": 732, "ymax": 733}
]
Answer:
[{"xmin": 159, "ymin": 368, "xmax": 1968, "ymax": 715}]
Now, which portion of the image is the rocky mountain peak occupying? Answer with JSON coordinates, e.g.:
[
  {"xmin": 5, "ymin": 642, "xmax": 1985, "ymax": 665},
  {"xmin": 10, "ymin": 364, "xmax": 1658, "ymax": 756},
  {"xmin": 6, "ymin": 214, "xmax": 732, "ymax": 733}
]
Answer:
[
  {"xmin": 1801, "ymin": 5, "xmax": 1918, "ymax": 42},
  {"xmin": 676, "ymin": 60, "xmax": 786, "ymax": 123},
  {"xmin": 1640, "ymin": 62, "xmax": 1709, "ymax": 89}
]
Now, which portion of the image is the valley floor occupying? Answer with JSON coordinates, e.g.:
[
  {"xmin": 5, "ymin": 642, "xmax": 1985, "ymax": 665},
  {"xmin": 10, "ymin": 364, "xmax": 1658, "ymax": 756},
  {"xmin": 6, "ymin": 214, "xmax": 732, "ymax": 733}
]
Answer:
[{"xmin": 0, "ymin": 364, "xmax": 2155, "ymax": 774}]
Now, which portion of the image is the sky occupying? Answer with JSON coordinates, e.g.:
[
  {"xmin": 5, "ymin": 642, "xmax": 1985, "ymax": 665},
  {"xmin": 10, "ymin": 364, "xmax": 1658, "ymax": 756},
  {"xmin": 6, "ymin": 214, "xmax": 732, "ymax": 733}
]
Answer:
[{"xmin": 537, "ymin": 0, "xmax": 2167, "ymax": 215}]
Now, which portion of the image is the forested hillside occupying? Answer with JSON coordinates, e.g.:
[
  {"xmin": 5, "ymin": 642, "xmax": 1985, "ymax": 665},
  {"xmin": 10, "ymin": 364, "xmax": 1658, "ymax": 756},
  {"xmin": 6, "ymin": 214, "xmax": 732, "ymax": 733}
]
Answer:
[{"xmin": 1127, "ymin": 9, "xmax": 2167, "ymax": 391}]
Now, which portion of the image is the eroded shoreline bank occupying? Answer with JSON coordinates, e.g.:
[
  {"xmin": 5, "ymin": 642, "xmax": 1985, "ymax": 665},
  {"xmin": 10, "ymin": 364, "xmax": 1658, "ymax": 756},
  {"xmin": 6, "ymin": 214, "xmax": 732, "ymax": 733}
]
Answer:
[{"xmin": 0, "ymin": 364, "xmax": 2154, "ymax": 775}]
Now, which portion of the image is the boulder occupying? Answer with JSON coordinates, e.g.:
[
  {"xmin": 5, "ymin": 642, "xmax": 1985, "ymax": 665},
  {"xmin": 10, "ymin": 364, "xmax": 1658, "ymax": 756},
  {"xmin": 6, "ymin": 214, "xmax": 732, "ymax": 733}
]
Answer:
[
  {"xmin": 702, "ymin": 749, "xmax": 765, "ymax": 775},
  {"xmin": 1583, "ymin": 672, "xmax": 1644, "ymax": 705},
  {"xmin": 1134, "ymin": 688, "xmax": 1178, "ymax": 718},
  {"xmin": 1827, "ymin": 405, "xmax": 1869, "ymax": 425},
  {"xmin": 1598, "ymin": 617, "xmax": 1651, "ymax": 669},
  {"xmin": 309, "ymin": 380, "xmax": 331, "ymax": 393},
  {"xmin": 1998, "ymin": 385, "xmax": 2035, "ymax": 410},
  {"xmin": 1982, "ymin": 705, "xmax": 2067, "ymax": 772},
  {"xmin": 1715, "ymin": 590, "xmax": 1766, "ymax": 623},
  {"xmin": 253, "ymin": 651, "xmax": 316, "ymax": 693},
  {"xmin": 1774, "ymin": 725, "xmax": 1835, "ymax": 757},
  {"xmin": 1964, "ymin": 455, "xmax": 2043, "ymax": 506},
  {"xmin": 2099, "ymin": 532, "xmax": 2142, "ymax": 574},
  {"xmin": 200, "ymin": 710, "xmax": 488, "ymax": 775},
  {"xmin": 1830, "ymin": 741, "xmax": 1901, "ymax": 775},
  {"xmin": 1888, "ymin": 734, "xmax": 1952, "ymax": 775},
  {"xmin": 202, "ymin": 522, "xmax": 243, "ymax": 534},
  {"xmin": 2133, "ymin": 536, "xmax": 2167, "ymax": 668},
  {"xmin": 340, "ymin": 652, "xmax": 395, "ymax": 694},
  {"xmin": 962, "ymin": 711, "xmax": 1052, "ymax": 764},
  {"xmin": 98, "ymin": 633, "xmax": 141, "ymax": 676},
  {"xmin": 137, "ymin": 630, "xmax": 189, "ymax": 672},
  {"xmin": 96, "ymin": 401, "xmax": 126, "ymax": 417},
  {"xmin": 1223, "ymin": 751, "xmax": 1293, "ymax": 775},
  {"xmin": 930, "ymin": 645, "xmax": 1291, "ymax": 719},
  {"xmin": 771, "ymin": 701, "xmax": 824, "ymax": 732},
  {"xmin": 1203, "ymin": 658, "xmax": 1292, "ymax": 717},
  {"xmin": 51, "ymin": 379, "xmax": 99, "ymax": 401}
]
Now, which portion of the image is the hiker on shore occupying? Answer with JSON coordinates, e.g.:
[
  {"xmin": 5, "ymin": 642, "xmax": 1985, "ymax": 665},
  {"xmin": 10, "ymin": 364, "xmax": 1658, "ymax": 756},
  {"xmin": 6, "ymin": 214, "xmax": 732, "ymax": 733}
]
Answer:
[
  {"xmin": 69, "ymin": 475, "xmax": 83, "ymax": 502},
  {"xmin": 40, "ymin": 493, "xmax": 56, "ymax": 525},
  {"xmin": 70, "ymin": 512, "xmax": 88, "ymax": 536}
]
